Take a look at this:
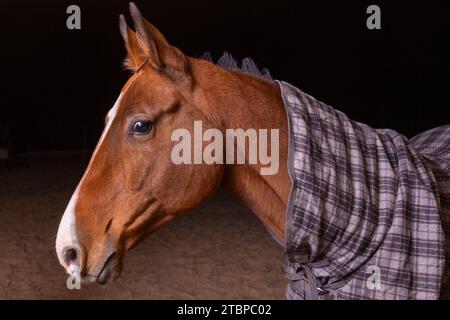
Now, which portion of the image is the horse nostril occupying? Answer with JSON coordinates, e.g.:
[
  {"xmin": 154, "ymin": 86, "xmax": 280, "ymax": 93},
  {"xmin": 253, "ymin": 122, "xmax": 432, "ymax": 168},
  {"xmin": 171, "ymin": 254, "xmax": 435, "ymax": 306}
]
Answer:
[{"xmin": 63, "ymin": 247, "xmax": 78, "ymax": 265}]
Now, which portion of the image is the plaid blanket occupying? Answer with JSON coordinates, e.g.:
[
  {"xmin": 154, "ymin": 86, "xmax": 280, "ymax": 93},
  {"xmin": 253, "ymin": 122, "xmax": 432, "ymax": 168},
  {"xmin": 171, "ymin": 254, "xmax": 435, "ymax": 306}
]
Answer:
[{"xmin": 278, "ymin": 81, "xmax": 450, "ymax": 300}]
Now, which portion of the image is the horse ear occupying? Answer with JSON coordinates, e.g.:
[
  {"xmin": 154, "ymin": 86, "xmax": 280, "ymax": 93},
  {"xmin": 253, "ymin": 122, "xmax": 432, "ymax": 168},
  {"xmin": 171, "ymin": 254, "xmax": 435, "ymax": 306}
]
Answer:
[
  {"xmin": 119, "ymin": 14, "xmax": 147, "ymax": 71},
  {"xmin": 127, "ymin": 2, "xmax": 189, "ymax": 77}
]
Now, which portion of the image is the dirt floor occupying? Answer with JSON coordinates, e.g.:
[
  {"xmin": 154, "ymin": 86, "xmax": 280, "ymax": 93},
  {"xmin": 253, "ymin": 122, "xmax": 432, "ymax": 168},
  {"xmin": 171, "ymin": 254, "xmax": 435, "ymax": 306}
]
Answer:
[{"xmin": 0, "ymin": 155, "xmax": 286, "ymax": 299}]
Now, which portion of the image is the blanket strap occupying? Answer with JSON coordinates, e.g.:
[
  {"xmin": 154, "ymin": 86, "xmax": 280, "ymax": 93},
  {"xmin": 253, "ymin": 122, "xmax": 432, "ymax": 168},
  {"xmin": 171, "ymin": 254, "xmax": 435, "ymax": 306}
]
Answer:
[
  {"xmin": 292, "ymin": 265, "xmax": 340, "ymax": 300},
  {"xmin": 303, "ymin": 266, "xmax": 320, "ymax": 300}
]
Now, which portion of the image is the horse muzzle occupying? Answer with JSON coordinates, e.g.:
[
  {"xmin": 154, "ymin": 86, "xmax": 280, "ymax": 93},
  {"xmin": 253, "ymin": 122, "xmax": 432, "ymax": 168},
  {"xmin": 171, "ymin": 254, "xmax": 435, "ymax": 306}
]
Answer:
[
  {"xmin": 78, "ymin": 251, "xmax": 120, "ymax": 285},
  {"xmin": 58, "ymin": 241, "xmax": 120, "ymax": 285},
  {"xmin": 95, "ymin": 252, "xmax": 118, "ymax": 285}
]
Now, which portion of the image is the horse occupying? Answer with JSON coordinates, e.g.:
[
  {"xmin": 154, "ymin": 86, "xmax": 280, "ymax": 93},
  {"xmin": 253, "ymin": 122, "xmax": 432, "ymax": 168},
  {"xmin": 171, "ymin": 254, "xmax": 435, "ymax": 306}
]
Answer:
[{"xmin": 56, "ymin": 3, "xmax": 450, "ymax": 299}]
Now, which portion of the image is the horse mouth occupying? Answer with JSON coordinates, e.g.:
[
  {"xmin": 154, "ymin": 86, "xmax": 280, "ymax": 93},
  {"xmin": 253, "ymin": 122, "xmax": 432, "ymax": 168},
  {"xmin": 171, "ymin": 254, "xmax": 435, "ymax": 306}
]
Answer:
[{"xmin": 96, "ymin": 252, "xmax": 117, "ymax": 285}]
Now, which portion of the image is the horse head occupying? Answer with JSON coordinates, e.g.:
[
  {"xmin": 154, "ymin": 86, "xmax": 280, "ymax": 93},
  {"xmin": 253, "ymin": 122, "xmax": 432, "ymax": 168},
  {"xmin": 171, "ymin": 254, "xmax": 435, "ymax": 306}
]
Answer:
[{"xmin": 55, "ymin": 3, "xmax": 226, "ymax": 284}]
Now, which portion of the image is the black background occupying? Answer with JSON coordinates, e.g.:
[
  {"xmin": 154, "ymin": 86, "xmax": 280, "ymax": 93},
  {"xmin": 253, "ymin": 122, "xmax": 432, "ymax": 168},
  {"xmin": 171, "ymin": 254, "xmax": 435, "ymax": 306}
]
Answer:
[
  {"xmin": 0, "ymin": 299, "xmax": 445, "ymax": 318},
  {"xmin": 0, "ymin": 299, "xmax": 444, "ymax": 319},
  {"xmin": 1, "ymin": 0, "xmax": 449, "ymax": 152}
]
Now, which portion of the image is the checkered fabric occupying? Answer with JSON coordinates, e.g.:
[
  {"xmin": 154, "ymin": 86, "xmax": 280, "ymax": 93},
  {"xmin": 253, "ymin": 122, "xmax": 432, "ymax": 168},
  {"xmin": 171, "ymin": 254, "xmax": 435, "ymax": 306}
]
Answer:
[{"xmin": 278, "ymin": 80, "xmax": 450, "ymax": 300}]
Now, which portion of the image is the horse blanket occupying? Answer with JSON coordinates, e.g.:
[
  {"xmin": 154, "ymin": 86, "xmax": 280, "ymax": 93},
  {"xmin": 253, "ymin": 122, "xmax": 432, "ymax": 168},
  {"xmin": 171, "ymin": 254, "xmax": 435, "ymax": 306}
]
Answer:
[{"xmin": 277, "ymin": 80, "xmax": 450, "ymax": 300}]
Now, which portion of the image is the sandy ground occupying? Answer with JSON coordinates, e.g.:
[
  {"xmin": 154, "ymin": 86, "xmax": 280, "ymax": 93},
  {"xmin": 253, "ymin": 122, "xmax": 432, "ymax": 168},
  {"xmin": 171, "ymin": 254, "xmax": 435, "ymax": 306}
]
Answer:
[{"xmin": 0, "ymin": 155, "xmax": 286, "ymax": 299}]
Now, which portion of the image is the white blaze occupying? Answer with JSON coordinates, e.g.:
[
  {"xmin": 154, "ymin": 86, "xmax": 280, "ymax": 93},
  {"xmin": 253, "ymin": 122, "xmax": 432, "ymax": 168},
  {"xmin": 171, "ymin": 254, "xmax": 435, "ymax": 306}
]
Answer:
[{"xmin": 55, "ymin": 93, "xmax": 123, "ymax": 272}]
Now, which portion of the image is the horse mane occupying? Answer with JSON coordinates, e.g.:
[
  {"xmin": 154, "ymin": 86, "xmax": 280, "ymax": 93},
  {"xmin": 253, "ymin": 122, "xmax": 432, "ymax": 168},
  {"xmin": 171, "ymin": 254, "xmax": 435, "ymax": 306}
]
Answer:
[{"xmin": 199, "ymin": 52, "xmax": 273, "ymax": 82}]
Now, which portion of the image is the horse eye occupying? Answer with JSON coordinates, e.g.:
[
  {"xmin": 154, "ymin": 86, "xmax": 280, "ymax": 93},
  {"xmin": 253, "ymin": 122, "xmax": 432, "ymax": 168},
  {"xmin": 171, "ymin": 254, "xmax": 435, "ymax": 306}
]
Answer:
[{"xmin": 130, "ymin": 120, "xmax": 153, "ymax": 136}]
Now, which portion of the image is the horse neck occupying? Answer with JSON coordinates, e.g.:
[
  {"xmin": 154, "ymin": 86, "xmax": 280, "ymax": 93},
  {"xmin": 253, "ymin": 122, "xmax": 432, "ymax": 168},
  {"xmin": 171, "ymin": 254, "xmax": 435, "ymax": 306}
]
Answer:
[{"xmin": 191, "ymin": 59, "xmax": 291, "ymax": 242}]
